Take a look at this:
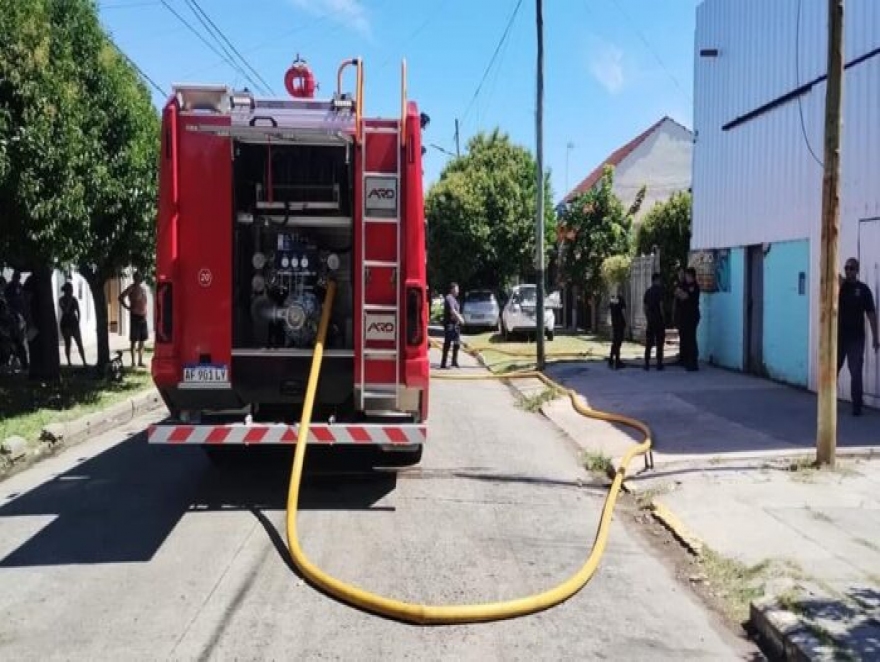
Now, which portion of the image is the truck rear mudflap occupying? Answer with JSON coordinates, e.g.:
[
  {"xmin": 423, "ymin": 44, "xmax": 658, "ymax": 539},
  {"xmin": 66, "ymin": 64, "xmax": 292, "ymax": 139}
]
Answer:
[{"xmin": 147, "ymin": 422, "xmax": 425, "ymax": 449}]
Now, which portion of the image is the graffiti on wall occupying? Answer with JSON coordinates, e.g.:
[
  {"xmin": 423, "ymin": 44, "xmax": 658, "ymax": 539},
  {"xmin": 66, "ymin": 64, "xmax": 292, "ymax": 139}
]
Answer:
[{"xmin": 714, "ymin": 249, "xmax": 731, "ymax": 293}]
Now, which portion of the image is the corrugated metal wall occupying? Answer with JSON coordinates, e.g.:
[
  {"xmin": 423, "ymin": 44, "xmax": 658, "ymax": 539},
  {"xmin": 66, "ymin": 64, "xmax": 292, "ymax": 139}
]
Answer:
[
  {"xmin": 692, "ymin": 0, "xmax": 880, "ymax": 250},
  {"xmin": 693, "ymin": 0, "xmax": 880, "ymax": 395}
]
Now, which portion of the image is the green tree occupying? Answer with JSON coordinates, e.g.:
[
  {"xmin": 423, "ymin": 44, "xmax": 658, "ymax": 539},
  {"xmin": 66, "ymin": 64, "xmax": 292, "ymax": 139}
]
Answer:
[
  {"xmin": 635, "ymin": 190, "xmax": 692, "ymax": 322},
  {"xmin": 0, "ymin": 0, "xmax": 93, "ymax": 379},
  {"xmin": 601, "ymin": 254, "xmax": 632, "ymax": 290},
  {"xmin": 557, "ymin": 166, "xmax": 638, "ymax": 318},
  {"xmin": 0, "ymin": 0, "xmax": 160, "ymax": 374},
  {"xmin": 426, "ymin": 129, "xmax": 555, "ymax": 296},
  {"xmin": 68, "ymin": 6, "xmax": 159, "ymax": 368}
]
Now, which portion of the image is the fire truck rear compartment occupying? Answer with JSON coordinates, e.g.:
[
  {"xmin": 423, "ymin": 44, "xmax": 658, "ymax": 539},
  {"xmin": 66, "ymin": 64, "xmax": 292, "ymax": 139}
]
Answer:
[{"xmin": 230, "ymin": 141, "xmax": 355, "ymax": 418}]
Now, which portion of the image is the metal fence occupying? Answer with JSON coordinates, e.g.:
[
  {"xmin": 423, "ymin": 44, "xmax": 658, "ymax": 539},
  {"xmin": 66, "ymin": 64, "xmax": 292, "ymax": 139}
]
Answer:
[{"xmin": 598, "ymin": 251, "xmax": 661, "ymax": 341}]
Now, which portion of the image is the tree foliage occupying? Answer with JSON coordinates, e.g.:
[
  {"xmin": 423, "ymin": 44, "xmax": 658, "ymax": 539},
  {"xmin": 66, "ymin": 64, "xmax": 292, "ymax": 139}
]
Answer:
[
  {"xmin": 601, "ymin": 254, "xmax": 632, "ymax": 289},
  {"xmin": 0, "ymin": 0, "xmax": 159, "ymax": 375},
  {"xmin": 66, "ymin": 1, "xmax": 159, "ymax": 366},
  {"xmin": 426, "ymin": 129, "xmax": 556, "ymax": 296},
  {"xmin": 635, "ymin": 190, "xmax": 692, "ymax": 320},
  {"xmin": 557, "ymin": 166, "xmax": 638, "ymax": 302},
  {"xmin": 0, "ymin": 0, "xmax": 91, "ymax": 269}
]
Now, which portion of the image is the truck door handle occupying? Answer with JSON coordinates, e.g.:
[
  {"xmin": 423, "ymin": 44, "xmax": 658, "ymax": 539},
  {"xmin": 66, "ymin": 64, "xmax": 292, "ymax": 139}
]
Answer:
[{"xmin": 249, "ymin": 116, "xmax": 278, "ymax": 128}]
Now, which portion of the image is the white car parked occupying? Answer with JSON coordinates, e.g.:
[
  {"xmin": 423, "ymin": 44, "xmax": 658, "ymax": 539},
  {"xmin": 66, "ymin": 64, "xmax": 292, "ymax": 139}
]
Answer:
[
  {"xmin": 500, "ymin": 284, "xmax": 556, "ymax": 341},
  {"xmin": 461, "ymin": 289, "xmax": 501, "ymax": 332}
]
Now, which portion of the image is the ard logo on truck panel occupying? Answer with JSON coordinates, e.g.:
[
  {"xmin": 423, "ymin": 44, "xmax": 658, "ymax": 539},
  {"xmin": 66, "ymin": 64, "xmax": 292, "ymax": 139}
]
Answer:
[
  {"xmin": 367, "ymin": 188, "xmax": 395, "ymax": 200},
  {"xmin": 364, "ymin": 176, "xmax": 398, "ymax": 216},
  {"xmin": 365, "ymin": 314, "xmax": 396, "ymax": 341}
]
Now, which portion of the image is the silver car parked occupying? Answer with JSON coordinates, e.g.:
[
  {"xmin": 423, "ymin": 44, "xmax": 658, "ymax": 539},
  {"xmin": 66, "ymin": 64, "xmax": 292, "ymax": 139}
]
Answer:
[{"xmin": 461, "ymin": 289, "xmax": 501, "ymax": 332}]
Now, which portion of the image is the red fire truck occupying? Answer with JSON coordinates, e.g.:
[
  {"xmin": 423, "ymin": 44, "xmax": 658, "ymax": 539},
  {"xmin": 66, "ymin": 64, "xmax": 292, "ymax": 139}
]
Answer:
[{"xmin": 148, "ymin": 57, "xmax": 429, "ymax": 466}]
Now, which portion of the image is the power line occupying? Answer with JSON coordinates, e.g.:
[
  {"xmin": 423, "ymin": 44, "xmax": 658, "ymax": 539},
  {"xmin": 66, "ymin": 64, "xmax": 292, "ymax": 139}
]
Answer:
[
  {"xmin": 114, "ymin": 44, "xmax": 167, "ymax": 97},
  {"xmin": 159, "ymin": 0, "xmax": 264, "ymax": 94},
  {"xmin": 379, "ymin": 0, "xmax": 448, "ymax": 70},
  {"xmin": 459, "ymin": 0, "xmax": 524, "ymax": 132},
  {"xmin": 180, "ymin": 0, "xmax": 269, "ymax": 94},
  {"xmin": 606, "ymin": 0, "xmax": 690, "ymax": 102},
  {"xmin": 428, "ymin": 143, "xmax": 457, "ymax": 157},
  {"xmin": 183, "ymin": 0, "xmax": 275, "ymax": 95},
  {"xmin": 480, "ymin": 5, "xmax": 520, "ymax": 124},
  {"xmin": 795, "ymin": 0, "xmax": 824, "ymax": 167}
]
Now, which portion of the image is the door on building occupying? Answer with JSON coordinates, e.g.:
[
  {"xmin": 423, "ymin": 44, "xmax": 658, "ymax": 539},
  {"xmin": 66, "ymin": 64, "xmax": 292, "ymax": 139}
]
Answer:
[
  {"xmin": 745, "ymin": 245, "xmax": 765, "ymax": 374},
  {"xmin": 858, "ymin": 218, "xmax": 880, "ymax": 400},
  {"xmin": 105, "ymin": 279, "xmax": 121, "ymax": 334}
]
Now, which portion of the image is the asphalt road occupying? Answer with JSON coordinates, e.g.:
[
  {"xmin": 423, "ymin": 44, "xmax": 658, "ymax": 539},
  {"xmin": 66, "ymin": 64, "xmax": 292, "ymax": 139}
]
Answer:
[{"xmin": 0, "ymin": 360, "xmax": 757, "ymax": 661}]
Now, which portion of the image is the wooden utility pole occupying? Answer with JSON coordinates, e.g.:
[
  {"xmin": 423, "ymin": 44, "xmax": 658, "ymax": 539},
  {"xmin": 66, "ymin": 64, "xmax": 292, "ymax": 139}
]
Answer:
[
  {"xmin": 454, "ymin": 119, "xmax": 461, "ymax": 157},
  {"xmin": 535, "ymin": 0, "xmax": 546, "ymax": 370},
  {"xmin": 816, "ymin": 0, "xmax": 845, "ymax": 467}
]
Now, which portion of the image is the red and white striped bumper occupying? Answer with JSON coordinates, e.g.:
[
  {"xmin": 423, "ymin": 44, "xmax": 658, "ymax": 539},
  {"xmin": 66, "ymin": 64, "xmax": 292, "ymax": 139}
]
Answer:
[{"xmin": 147, "ymin": 423, "xmax": 426, "ymax": 447}]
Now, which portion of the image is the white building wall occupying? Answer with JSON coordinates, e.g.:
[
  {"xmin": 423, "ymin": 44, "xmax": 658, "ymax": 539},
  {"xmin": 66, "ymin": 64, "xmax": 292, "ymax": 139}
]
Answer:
[
  {"xmin": 613, "ymin": 119, "xmax": 693, "ymax": 226},
  {"xmin": 51, "ymin": 270, "xmax": 98, "ymax": 348},
  {"xmin": 692, "ymin": 0, "xmax": 880, "ymax": 395}
]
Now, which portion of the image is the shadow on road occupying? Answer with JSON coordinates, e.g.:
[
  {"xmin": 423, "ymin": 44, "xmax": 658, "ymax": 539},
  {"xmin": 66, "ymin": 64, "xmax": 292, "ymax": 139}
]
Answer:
[{"xmin": 0, "ymin": 431, "xmax": 397, "ymax": 568}]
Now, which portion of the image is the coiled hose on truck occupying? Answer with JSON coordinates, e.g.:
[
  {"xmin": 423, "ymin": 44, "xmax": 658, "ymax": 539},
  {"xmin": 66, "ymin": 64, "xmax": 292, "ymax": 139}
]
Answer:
[{"xmin": 286, "ymin": 281, "xmax": 654, "ymax": 625}]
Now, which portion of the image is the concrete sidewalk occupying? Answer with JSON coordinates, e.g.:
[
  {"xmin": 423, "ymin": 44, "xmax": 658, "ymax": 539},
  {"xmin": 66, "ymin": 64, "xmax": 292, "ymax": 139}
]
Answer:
[{"xmin": 536, "ymin": 358, "xmax": 880, "ymax": 660}]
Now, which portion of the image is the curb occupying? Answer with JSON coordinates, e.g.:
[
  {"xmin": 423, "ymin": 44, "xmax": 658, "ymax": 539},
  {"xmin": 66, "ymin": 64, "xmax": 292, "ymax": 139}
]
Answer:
[
  {"xmin": 40, "ymin": 389, "xmax": 164, "ymax": 448},
  {"xmin": 463, "ymin": 341, "xmax": 709, "ymax": 560},
  {"xmin": 458, "ymin": 338, "xmax": 876, "ymax": 660},
  {"xmin": 749, "ymin": 597, "xmax": 829, "ymax": 662},
  {"xmin": 1, "ymin": 388, "xmax": 166, "ymax": 480},
  {"xmin": 648, "ymin": 501, "xmax": 705, "ymax": 557}
]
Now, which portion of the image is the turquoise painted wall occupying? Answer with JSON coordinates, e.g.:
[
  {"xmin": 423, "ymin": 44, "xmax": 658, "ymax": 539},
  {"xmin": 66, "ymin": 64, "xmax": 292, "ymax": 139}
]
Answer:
[
  {"xmin": 705, "ymin": 248, "xmax": 745, "ymax": 370},
  {"xmin": 762, "ymin": 239, "xmax": 810, "ymax": 386}
]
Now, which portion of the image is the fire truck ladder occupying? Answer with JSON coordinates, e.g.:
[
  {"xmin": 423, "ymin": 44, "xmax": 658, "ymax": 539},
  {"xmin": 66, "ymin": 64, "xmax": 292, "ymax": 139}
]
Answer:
[{"xmin": 359, "ymin": 121, "xmax": 402, "ymax": 412}]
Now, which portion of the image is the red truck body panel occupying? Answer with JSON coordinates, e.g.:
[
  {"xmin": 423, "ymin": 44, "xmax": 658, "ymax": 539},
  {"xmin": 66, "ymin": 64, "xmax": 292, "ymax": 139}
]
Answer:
[{"xmin": 150, "ymin": 63, "xmax": 430, "ymax": 448}]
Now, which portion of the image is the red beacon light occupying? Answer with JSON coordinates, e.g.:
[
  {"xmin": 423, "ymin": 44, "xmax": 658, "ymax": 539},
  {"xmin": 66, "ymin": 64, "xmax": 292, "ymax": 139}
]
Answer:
[{"xmin": 284, "ymin": 55, "xmax": 317, "ymax": 99}]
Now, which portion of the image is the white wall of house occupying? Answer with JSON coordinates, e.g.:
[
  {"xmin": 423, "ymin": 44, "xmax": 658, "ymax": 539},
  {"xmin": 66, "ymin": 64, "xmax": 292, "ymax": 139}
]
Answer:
[
  {"xmin": 613, "ymin": 118, "xmax": 693, "ymax": 226},
  {"xmin": 692, "ymin": 0, "xmax": 880, "ymax": 400}
]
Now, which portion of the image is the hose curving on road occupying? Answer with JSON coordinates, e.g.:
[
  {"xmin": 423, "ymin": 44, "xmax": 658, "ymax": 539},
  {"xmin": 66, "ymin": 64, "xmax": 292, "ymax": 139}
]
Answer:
[{"xmin": 286, "ymin": 281, "xmax": 654, "ymax": 625}]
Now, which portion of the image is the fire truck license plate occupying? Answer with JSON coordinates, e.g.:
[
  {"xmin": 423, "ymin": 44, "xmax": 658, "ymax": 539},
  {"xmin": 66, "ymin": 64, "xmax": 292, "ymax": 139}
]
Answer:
[{"xmin": 183, "ymin": 364, "xmax": 228, "ymax": 383}]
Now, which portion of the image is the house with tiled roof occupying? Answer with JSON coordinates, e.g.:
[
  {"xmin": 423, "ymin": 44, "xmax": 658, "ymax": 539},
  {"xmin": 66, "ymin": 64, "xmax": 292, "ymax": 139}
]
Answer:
[
  {"xmin": 556, "ymin": 116, "xmax": 694, "ymax": 330},
  {"xmin": 562, "ymin": 115, "xmax": 693, "ymax": 225}
]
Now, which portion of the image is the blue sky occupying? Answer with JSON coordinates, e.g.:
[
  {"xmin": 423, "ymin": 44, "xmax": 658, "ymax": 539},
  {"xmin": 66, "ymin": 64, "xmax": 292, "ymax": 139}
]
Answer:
[{"xmin": 99, "ymin": 0, "xmax": 699, "ymax": 203}]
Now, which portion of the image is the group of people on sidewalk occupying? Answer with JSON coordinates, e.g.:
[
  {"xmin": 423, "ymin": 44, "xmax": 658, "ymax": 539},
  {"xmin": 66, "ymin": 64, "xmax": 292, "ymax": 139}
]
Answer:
[
  {"xmin": 0, "ymin": 269, "xmax": 151, "ymax": 371},
  {"xmin": 606, "ymin": 257, "xmax": 880, "ymax": 416},
  {"xmin": 608, "ymin": 267, "xmax": 701, "ymax": 372},
  {"xmin": 436, "ymin": 256, "xmax": 880, "ymax": 416}
]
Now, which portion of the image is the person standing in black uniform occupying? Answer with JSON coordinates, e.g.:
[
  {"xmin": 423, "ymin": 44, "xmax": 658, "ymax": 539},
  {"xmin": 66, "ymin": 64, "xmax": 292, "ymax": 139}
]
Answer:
[
  {"xmin": 837, "ymin": 257, "xmax": 879, "ymax": 416},
  {"xmin": 676, "ymin": 267, "xmax": 701, "ymax": 371},
  {"xmin": 608, "ymin": 290, "xmax": 626, "ymax": 370},
  {"xmin": 643, "ymin": 272, "xmax": 665, "ymax": 370},
  {"xmin": 440, "ymin": 282, "xmax": 464, "ymax": 369},
  {"xmin": 671, "ymin": 268, "xmax": 686, "ymax": 366}
]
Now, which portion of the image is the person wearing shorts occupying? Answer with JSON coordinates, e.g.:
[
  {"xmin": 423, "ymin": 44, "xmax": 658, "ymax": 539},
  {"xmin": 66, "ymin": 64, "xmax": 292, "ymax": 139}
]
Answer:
[{"xmin": 119, "ymin": 272, "xmax": 149, "ymax": 367}]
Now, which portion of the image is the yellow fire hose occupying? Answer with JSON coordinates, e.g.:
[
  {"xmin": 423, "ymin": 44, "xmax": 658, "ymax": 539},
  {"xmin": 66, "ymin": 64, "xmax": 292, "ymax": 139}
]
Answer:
[{"xmin": 286, "ymin": 281, "xmax": 654, "ymax": 624}]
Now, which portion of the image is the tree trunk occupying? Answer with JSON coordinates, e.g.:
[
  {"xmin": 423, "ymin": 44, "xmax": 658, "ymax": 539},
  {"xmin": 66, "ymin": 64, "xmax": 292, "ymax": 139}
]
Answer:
[
  {"xmin": 27, "ymin": 266, "xmax": 61, "ymax": 381},
  {"xmin": 82, "ymin": 267, "xmax": 111, "ymax": 369}
]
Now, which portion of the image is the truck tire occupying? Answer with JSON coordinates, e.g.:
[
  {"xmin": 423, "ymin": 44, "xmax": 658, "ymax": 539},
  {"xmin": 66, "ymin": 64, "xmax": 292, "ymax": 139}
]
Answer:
[
  {"xmin": 202, "ymin": 446, "xmax": 243, "ymax": 468},
  {"xmin": 379, "ymin": 446, "xmax": 423, "ymax": 468}
]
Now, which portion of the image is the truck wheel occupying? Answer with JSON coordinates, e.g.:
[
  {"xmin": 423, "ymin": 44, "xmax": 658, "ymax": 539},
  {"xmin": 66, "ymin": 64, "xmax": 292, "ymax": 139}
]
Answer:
[
  {"xmin": 379, "ymin": 446, "xmax": 423, "ymax": 468},
  {"xmin": 202, "ymin": 446, "xmax": 241, "ymax": 468}
]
